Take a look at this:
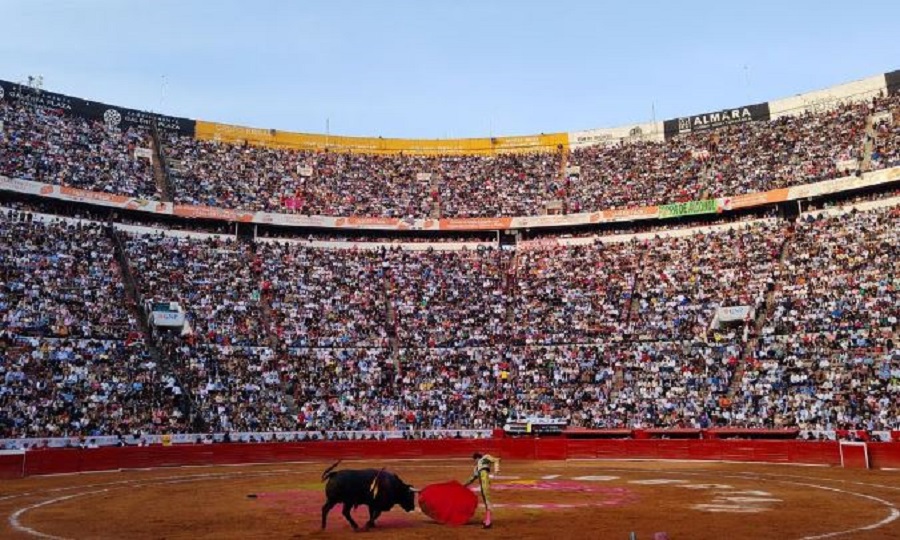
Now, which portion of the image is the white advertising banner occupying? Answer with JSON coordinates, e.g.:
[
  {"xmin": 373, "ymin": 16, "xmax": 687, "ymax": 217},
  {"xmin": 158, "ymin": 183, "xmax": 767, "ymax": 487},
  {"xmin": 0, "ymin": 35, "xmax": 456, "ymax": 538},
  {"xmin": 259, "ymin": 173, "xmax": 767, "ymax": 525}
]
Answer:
[
  {"xmin": 568, "ymin": 121, "xmax": 664, "ymax": 149},
  {"xmin": 768, "ymin": 75, "xmax": 886, "ymax": 119},
  {"xmin": 787, "ymin": 166, "xmax": 900, "ymax": 200},
  {"xmin": 835, "ymin": 159, "xmax": 858, "ymax": 173},
  {"xmin": 151, "ymin": 311, "xmax": 186, "ymax": 327},
  {"xmin": 872, "ymin": 110, "xmax": 893, "ymax": 125},
  {"xmin": 716, "ymin": 306, "xmax": 753, "ymax": 322}
]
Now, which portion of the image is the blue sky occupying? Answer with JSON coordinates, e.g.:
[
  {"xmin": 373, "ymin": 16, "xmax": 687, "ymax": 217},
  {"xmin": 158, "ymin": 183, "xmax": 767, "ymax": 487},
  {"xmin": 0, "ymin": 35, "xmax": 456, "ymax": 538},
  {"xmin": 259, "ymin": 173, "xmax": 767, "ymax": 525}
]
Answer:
[{"xmin": 4, "ymin": 0, "xmax": 899, "ymax": 138}]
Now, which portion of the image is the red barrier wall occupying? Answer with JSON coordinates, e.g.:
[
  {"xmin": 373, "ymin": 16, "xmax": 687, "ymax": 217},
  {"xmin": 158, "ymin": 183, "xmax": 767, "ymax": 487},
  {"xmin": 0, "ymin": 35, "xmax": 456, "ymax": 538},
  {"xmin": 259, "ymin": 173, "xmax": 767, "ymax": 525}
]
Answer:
[
  {"xmin": 12, "ymin": 440, "xmax": 900, "ymax": 477},
  {"xmin": 0, "ymin": 453, "xmax": 25, "ymax": 479}
]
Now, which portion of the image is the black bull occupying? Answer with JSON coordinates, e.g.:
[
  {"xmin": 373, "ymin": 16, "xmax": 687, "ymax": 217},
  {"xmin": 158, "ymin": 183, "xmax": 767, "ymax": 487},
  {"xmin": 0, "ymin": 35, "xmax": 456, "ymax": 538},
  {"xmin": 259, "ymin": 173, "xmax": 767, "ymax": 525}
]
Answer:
[{"xmin": 321, "ymin": 461, "xmax": 417, "ymax": 530}]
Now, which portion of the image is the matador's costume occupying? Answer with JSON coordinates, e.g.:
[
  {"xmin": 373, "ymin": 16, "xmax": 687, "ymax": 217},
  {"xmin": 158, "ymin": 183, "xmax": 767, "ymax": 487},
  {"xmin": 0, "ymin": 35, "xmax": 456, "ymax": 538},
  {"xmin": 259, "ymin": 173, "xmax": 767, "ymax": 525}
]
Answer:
[{"xmin": 464, "ymin": 453, "xmax": 501, "ymax": 528}]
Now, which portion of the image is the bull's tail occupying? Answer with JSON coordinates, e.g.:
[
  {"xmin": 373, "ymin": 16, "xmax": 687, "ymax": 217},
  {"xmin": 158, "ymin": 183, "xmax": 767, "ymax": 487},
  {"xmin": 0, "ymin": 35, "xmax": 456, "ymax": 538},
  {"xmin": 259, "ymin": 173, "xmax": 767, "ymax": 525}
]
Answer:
[{"xmin": 321, "ymin": 460, "xmax": 342, "ymax": 482}]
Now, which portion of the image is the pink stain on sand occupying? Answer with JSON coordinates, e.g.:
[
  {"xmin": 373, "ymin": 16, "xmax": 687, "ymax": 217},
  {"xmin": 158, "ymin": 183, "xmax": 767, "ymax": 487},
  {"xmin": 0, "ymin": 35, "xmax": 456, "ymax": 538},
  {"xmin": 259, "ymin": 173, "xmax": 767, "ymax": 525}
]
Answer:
[
  {"xmin": 473, "ymin": 480, "xmax": 639, "ymax": 509},
  {"xmin": 253, "ymin": 491, "xmax": 417, "ymax": 529},
  {"xmin": 252, "ymin": 479, "xmax": 638, "ymax": 524}
]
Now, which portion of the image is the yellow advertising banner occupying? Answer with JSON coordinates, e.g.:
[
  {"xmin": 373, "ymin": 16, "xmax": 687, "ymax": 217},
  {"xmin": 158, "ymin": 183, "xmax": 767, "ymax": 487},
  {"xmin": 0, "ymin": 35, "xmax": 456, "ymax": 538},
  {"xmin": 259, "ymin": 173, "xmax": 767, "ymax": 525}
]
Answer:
[{"xmin": 194, "ymin": 121, "xmax": 568, "ymax": 155}]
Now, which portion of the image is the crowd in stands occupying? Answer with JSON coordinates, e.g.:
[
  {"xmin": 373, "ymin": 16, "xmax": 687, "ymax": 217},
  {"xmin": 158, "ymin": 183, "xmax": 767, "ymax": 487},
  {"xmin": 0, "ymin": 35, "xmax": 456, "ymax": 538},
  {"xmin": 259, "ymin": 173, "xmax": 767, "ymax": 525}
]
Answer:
[
  {"xmin": 870, "ymin": 94, "xmax": 900, "ymax": 170},
  {"xmin": 387, "ymin": 247, "xmax": 511, "ymax": 347},
  {"xmin": 164, "ymin": 136, "xmax": 563, "ymax": 218},
  {"xmin": 513, "ymin": 242, "xmax": 638, "ymax": 344},
  {"xmin": 0, "ymin": 214, "xmax": 134, "ymax": 339},
  {"xmin": 6, "ymin": 88, "xmax": 897, "ymax": 221},
  {"xmin": 260, "ymin": 242, "xmax": 390, "ymax": 348},
  {"xmin": 513, "ymin": 220, "xmax": 782, "ymax": 343},
  {"xmin": 436, "ymin": 153, "xmax": 562, "ymax": 217},
  {"xmin": 290, "ymin": 347, "xmax": 508, "ymax": 432},
  {"xmin": 163, "ymin": 137, "xmax": 436, "ymax": 217},
  {"xmin": 3, "ymin": 204, "xmax": 898, "ymax": 438},
  {"xmin": 162, "ymin": 99, "xmax": 869, "ymax": 219},
  {"xmin": 0, "ymin": 335, "xmax": 186, "ymax": 438},
  {"xmin": 733, "ymin": 206, "xmax": 900, "ymax": 431},
  {"xmin": 768, "ymin": 206, "xmax": 899, "ymax": 336},
  {"xmin": 569, "ymin": 101, "xmax": 867, "ymax": 212},
  {"xmin": 125, "ymin": 234, "xmax": 273, "ymax": 433},
  {"xmin": 627, "ymin": 223, "xmax": 783, "ymax": 340},
  {"xmin": 610, "ymin": 341, "xmax": 741, "ymax": 429},
  {"xmin": 0, "ymin": 99, "xmax": 156, "ymax": 198},
  {"xmin": 0, "ymin": 214, "xmax": 185, "ymax": 438},
  {"xmin": 162, "ymin": 99, "xmax": 875, "ymax": 218},
  {"xmin": 3, "ymin": 89, "xmax": 900, "ymax": 440},
  {"xmin": 735, "ymin": 332, "xmax": 898, "ymax": 431}
]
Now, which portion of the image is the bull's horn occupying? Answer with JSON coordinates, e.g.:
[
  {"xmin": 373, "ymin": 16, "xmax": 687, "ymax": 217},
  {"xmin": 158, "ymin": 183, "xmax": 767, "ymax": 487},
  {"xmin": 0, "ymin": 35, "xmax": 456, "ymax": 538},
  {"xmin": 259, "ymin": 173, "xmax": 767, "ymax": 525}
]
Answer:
[{"xmin": 410, "ymin": 488, "xmax": 420, "ymax": 493}]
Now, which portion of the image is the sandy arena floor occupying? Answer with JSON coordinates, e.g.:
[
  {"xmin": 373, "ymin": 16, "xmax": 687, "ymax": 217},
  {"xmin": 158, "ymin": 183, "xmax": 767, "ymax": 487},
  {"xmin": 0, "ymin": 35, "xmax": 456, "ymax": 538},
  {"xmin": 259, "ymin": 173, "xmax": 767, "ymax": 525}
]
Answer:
[{"xmin": 1, "ymin": 459, "xmax": 898, "ymax": 539}]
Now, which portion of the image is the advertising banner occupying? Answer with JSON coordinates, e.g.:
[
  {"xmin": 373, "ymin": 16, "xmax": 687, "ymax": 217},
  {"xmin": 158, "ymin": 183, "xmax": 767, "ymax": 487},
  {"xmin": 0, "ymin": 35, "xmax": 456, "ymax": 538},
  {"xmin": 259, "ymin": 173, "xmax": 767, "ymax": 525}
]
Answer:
[
  {"xmin": 597, "ymin": 205, "xmax": 660, "ymax": 222},
  {"xmin": 195, "ymin": 120, "xmax": 568, "ymax": 155},
  {"xmin": 658, "ymin": 199, "xmax": 719, "ymax": 219},
  {"xmin": 716, "ymin": 306, "xmax": 753, "ymax": 322},
  {"xmin": 887, "ymin": 69, "xmax": 900, "ymax": 95},
  {"xmin": 333, "ymin": 216, "xmax": 411, "ymax": 229},
  {"xmin": 151, "ymin": 311, "xmax": 186, "ymax": 327},
  {"xmin": 786, "ymin": 167, "xmax": 900, "ymax": 200},
  {"xmin": 727, "ymin": 188, "xmax": 789, "ymax": 209},
  {"xmin": 173, "ymin": 205, "xmax": 254, "ymax": 222},
  {"xmin": 568, "ymin": 121, "xmax": 665, "ymax": 148},
  {"xmin": 664, "ymin": 103, "xmax": 770, "ymax": 139},
  {"xmin": 0, "ymin": 79, "xmax": 195, "ymax": 136},
  {"xmin": 3, "ymin": 166, "xmax": 900, "ymax": 231},
  {"xmin": 0, "ymin": 176, "xmax": 173, "ymax": 213},
  {"xmin": 768, "ymin": 74, "xmax": 886, "ymax": 119},
  {"xmin": 433, "ymin": 217, "xmax": 513, "ymax": 231}
]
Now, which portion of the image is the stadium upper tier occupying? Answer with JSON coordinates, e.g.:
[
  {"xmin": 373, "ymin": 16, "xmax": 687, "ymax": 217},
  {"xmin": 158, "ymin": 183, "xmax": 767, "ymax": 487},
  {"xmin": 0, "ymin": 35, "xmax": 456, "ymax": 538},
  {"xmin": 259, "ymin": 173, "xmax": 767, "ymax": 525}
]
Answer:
[{"xmin": 2, "ymin": 71, "xmax": 900, "ymax": 230}]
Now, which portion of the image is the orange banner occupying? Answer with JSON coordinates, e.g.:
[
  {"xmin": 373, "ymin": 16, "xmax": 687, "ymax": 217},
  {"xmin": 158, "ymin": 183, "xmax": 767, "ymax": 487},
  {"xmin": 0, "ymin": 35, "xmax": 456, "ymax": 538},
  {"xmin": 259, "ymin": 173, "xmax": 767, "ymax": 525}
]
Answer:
[
  {"xmin": 173, "ymin": 205, "xmax": 254, "ymax": 222},
  {"xmin": 58, "ymin": 186, "xmax": 130, "ymax": 204},
  {"xmin": 438, "ymin": 217, "xmax": 513, "ymax": 231},
  {"xmin": 729, "ymin": 189, "xmax": 789, "ymax": 209},
  {"xmin": 596, "ymin": 205, "xmax": 659, "ymax": 222},
  {"xmin": 334, "ymin": 217, "xmax": 401, "ymax": 227}
]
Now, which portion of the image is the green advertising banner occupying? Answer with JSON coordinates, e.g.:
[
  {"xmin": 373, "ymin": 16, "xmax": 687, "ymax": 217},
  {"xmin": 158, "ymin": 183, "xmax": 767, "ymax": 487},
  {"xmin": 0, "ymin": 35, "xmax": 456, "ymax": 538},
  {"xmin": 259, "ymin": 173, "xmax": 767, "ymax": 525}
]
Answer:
[{"xmin": 658, "ymin": 199, "xmax": 718, "ymax": 219}]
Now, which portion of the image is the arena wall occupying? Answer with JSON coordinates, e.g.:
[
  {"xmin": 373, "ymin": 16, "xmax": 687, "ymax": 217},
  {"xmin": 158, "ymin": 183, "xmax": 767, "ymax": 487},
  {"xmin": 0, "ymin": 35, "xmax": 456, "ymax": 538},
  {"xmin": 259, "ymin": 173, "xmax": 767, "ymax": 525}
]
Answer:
[{"xmin": 3, "ymin": 440, "xmax": 899, "ymax": 479}]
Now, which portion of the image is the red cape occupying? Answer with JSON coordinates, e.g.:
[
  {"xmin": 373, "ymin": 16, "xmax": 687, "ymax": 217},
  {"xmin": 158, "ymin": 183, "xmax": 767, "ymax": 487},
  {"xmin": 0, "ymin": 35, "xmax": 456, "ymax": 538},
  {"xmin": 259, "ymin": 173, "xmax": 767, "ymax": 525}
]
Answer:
[{"xmin": 418, "ymin": 480, "xmax": 479, "ymax": 526}]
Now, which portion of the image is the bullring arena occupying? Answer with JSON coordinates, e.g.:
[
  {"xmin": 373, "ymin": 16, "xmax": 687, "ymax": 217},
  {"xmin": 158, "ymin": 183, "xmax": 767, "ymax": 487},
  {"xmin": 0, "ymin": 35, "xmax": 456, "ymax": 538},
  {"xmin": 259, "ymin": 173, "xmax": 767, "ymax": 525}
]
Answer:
[
  {"xmin": 3, "ymin": 24, "xmax": 900, "ymax": 540},
  {"xmin": 2, "ymin": 439, "xmax": 900, "ymax": 539}
]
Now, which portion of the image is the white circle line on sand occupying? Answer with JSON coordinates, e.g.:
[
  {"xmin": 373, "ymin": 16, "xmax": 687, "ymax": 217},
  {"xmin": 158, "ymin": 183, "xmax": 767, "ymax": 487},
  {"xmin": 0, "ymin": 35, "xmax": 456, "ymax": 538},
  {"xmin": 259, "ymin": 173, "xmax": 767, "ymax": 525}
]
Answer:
[
  {"xmin": 6, "ymin": 470, "xmax": 297, "ymax": 539},
  {"xmin": 627, "ymin": 479, "xmax": 689, "ymax": 485},
  {"xmin": 691, "ymin": 505, "xmax": 766, "ymax": 513},
  {"xmin": 564, "ymin": 458, "xmax": 830, "ymax": 467},
  {"xmin": 733, "ymin": 471, "xmax": 900, "ymax": 493},
  {"xmin": 6, "ymin": 462, "xmax": 898, "ymax": 539},
  {"xmin": 9, "ymin": 489, "xmax": 109, "ymax": 540},
  {"xmin": 780, "ymin": 481, "xmax": 900, "ymax": 540},
  {"xmin": 598, "ymin": 467, "xmax": 900, "ymax": 540},
  {"xmin": 0, "ymin": 468, "xmax": 302, "ymax": 503}
]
